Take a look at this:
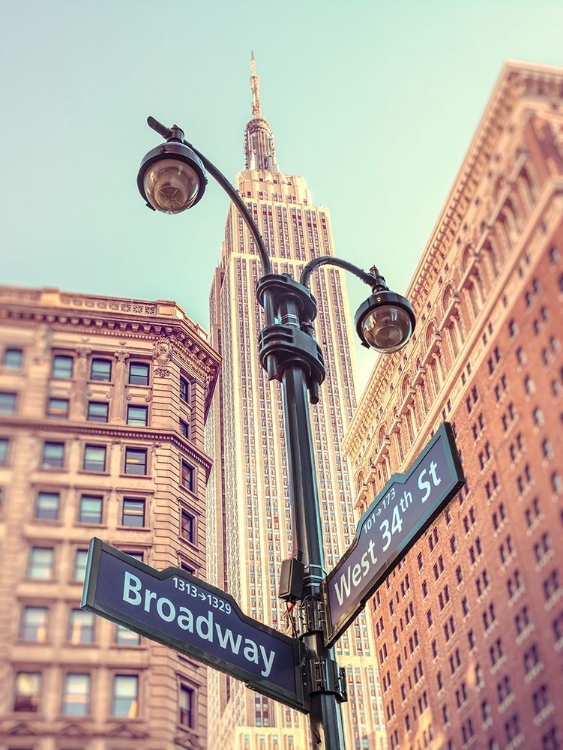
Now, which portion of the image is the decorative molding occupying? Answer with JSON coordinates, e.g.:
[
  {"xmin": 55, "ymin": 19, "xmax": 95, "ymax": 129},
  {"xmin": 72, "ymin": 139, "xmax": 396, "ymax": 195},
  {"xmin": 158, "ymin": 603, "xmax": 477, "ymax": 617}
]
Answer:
[
  {"xmin": 153, "ymin": 335, "xmax": 173, "ymax": 378},
  {"xmin": 33, "ymin": 323, "xmax": 52, "ymax": 364},
  {"xmin": 105, "ymin": 721, "xmax": 149, "ymax": 739},
  {"xmin": 0, "ymin": 416, "xmax": 213, "ymax": 476}
]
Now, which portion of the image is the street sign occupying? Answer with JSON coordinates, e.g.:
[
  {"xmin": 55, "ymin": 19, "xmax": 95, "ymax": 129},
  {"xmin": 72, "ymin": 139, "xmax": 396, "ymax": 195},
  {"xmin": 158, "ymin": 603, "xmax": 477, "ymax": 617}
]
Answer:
[
  {"xmin": 82, "ymin": 538, "xmax": 309, "ymax": 713},
  {"xmin": 324, "ymin": 422, "xmax": 464, "ymax": 647}
]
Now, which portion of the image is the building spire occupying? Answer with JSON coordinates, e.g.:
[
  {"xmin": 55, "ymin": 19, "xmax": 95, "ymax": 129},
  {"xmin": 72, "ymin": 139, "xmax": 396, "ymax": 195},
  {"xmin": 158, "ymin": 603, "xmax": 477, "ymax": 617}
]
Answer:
[
  {"xmin": 244, "ymin": 52, "xmax": 279, "ymax": 173},
  {"xmin": 250, "ymin": 50, "xmax": 261, "ymax": 119}
]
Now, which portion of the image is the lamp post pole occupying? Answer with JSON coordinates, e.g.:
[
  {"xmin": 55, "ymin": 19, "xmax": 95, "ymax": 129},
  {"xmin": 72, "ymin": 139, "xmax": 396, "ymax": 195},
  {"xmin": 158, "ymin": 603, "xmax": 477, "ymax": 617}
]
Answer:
[{"xmin": 137, "ymin": 118, "xmax": 416, "ymax": 749}]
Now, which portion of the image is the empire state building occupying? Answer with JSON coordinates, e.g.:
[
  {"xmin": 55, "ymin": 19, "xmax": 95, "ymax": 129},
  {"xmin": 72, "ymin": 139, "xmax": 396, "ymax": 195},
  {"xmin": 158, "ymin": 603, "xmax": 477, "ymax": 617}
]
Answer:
[{"xmin": 206, "ymin": 57, "xmax": 387, "ymax": 750}]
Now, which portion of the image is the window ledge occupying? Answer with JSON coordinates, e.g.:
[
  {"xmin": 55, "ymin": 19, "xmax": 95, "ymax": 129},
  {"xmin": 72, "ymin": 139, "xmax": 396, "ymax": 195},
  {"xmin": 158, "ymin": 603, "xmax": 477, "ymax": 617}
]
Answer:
[
  {"xmin": 76, "ymin": 522, "xmax": 108, "ymax": 529},
  {"xmin": 178, "ymin": 537, "xmax": 198, "ymax": 552},
  {"xmin": 116, "ymin": 525, "xmax": 150, "ymax": 532},
  {"xmin": 24, "ymin": 578, "xmax": 55, "ymax": 584},
  {"xmin": 16, "ymin": 639, "xmax": 52, "ymax": 646}
]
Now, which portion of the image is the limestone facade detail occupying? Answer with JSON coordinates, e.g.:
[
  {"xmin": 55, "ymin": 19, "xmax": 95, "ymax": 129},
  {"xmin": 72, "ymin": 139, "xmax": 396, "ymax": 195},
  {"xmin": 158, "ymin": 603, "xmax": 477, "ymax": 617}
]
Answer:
[
  {"xmin": 0, "ymin": 287, "xmax": 220, "ymax": 750},
  {"xmin": 344, "ymin": 61, "xmax": 563, "ymax": 750}
]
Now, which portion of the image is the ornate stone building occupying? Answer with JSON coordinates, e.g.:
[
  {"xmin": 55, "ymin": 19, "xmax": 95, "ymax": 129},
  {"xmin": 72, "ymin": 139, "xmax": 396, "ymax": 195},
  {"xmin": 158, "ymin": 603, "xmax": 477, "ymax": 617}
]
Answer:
[
  {"xmin": 0, "ymin": 286, "xmax": 220, "ymax": 750},
  {"xmin": 344, "ymin": 62, "xmax": 563, "ymax": 750},
  {"xmin": 206, "ymin": 58, "xmax": 387, "ymax": 750}
]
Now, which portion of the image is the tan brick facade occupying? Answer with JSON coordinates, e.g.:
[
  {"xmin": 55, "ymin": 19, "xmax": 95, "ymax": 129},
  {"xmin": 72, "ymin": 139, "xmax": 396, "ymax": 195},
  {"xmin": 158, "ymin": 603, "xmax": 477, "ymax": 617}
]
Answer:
[
  {"xmin": 0, "ymin": 287, "xmax": 220, "ymax": 750},
  {"xmin": 345, "ymin": 62, "xmax": 563, "ymax": 750}
]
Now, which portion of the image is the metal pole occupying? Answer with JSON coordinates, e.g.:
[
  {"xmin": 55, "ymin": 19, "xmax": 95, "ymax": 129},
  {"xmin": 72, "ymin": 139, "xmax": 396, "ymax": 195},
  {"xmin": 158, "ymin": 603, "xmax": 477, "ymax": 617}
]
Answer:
[{"xmin": 278, "ymin": 296, "xmax": 346, "ymax": 749}]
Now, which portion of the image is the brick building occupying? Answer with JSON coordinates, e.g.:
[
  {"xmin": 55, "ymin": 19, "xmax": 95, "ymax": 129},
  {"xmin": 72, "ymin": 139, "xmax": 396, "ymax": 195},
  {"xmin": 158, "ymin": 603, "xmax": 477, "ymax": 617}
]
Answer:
[
  {"xmin": 0, "ymin": 287, "xmax": 219, "ymax": 750},
  {"xmin": 344, "ymin": 62, "xmax": 563, "ymax": 749}
]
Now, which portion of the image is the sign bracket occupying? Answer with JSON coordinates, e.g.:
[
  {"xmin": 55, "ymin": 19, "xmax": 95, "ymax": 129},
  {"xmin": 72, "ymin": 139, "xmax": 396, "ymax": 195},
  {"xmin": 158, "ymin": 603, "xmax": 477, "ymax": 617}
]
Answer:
[{"xmin": 306, "ymin": 658, "xmax": 348, "ymax": 702}]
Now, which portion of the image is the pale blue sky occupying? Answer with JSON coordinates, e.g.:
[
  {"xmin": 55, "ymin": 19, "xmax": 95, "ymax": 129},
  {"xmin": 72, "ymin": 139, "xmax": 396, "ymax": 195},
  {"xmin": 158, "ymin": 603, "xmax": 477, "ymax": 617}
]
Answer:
[{"xmin": 1, "ymin": 1, "xmax": 562, "ymax": 389}]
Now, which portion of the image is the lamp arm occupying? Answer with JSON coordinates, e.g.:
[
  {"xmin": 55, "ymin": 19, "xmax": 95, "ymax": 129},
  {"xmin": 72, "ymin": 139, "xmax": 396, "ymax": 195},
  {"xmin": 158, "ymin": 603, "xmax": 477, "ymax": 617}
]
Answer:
[
  {"xmin": 146, "ymin": 116, "xmax": 274, "ymax": 320},
  {"xmin": 300, "ymin": 256, "xmax": 385, "ymax": 290},
  {"xmin": 185, "ymin": 142, "xmax": 273, "ymax": 277}
]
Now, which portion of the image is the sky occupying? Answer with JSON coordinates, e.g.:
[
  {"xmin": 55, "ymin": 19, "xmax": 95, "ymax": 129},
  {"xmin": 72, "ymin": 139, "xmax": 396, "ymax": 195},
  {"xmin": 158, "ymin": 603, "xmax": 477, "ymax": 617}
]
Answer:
[{"xmin": 1, "ymin": 0, "xmax": 562, "ymax": 392}]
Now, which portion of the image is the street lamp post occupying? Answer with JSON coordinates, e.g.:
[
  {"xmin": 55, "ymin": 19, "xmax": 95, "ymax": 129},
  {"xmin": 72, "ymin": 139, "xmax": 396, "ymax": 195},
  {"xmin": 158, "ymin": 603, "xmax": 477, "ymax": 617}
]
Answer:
[{"xmin": 138, "ymin": 117, "xmax": 416, "ymax": 749}]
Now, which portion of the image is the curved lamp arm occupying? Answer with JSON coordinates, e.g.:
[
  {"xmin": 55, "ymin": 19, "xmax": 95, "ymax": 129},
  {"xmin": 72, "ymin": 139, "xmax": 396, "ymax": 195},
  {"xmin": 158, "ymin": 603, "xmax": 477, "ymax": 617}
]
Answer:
[
  {"xmin": 300, "ymin": 256, "xmax": 386, "ymax": 291},
  {"xmin": 146, "ymin": 117, "xmax": 275, "ymax": 324},
  {"xmin": 188, "ymin": 143, "xmax": 273, "ymax": 278}
]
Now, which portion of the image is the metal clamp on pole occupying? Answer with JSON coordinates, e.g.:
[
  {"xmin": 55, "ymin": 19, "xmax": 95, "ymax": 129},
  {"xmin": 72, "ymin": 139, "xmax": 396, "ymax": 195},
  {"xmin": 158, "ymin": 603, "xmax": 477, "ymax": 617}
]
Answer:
[
  {"xmin": 295, "ymin": 597, "xmax": 326, "ymax": 637},
  {"xmin": 306, "ymin": 657, "xmax": 348, "ymax": 703}
]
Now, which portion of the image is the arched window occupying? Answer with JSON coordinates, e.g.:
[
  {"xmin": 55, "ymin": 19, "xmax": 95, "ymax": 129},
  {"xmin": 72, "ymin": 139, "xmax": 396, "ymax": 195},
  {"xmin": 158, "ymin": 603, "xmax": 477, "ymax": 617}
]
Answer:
[
  {"xmin": 517, "ymin": 166, "xmax": 536, "ymax": 209},
  {"xmin": 442, "ymin": 286, "xmax": 454, "ymax": 317},
  {"xmin": 493, "ymin": 175, "xmax": 505, "ymax": 203},
  {"xmin": 446, "ymin": 323, "xmax": 460, "ymax": 359},
  {"xmin": 378, "ymin": 425, "xmax": 387, "ymax": 450},
  {"xmin": 483, "ymin": 239, "xmax": 500, "ymax": 278},
  {"xmin": 401, "ymin": 375, "xmax": 410, "ymax": 403},
  {"xmin": 461, "ymin": 245, "xmax": 473, "ymax": 275}
]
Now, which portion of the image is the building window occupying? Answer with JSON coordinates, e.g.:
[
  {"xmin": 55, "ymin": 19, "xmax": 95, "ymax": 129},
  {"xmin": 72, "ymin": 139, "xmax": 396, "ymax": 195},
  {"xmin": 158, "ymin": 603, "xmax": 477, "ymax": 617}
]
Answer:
[
  {"xmin": 122, "ymin": 498, "xmax": 146, "ymax": 527},
  {"xmin": 112, "ymin": 675, "xmax": 138, "ymax": 717},
  {"xmin": 14, "ymin": 672, "xmax": 41, "ymax": 712},
  {"xmin": 129, "ymin": 362, "xmax": 149, "ymax": 386},
  {"xmin": 123, "ymin": 550, "xmax": 144, "ymax": 563},
  {"xmin": 0, "ymin": 437, "xmax": 8, "ymax": 464},
  {"xmin": 0, "ymin": 392, "xmax": 17, "ymax": 415},
  {"xmin": 543, "ymin": 570, "xmax": 561, "ymax": 602},
  {"xmin": 83, "ymin": 445, "xmax": 106, "ymax": 472},
  {"xmin": 52, "ymin": 355, "xmax": 73, "ymax": 379},
  {"xmin": 127, "ymin": 405, "xmax": 148, "ymax": 427},
  {"xmin": 181, "ymin": 460, "xmax": 194, "ymax": 492},
  {"xmin": 62, "ymin": 673, "xmax": 90, "ymax": 716},
  {"xmin": 42, "ymin": 441, "xmax": 65, "ymax": 468},
  {"xmin": 28, "ymin": 547, "xmax": 54, "ymax": 580},
  {"xmin": 21, "ymin": 606, "xmax": 48, "ymax": 642},
  {"xmin": 4, "ymin": 348, "xmax": 23, "ymax": 369},
  {"xmin": 68, "ymin": 608, "xmax": 95, "ymax": 644},
  {"xmin": 181, "ymin": 509, "xmax": 195, "ymax": 543},
  {"xmin": 87, "ymin": 401, "xmax": 109, "ymax": 423},
  {"xmin": 532, "ymin": 684, "xmax": 551, "ymax": 716},
  {"xmin": 505, "ymin": 713, "xmax": 520, "ymax": 742},
  {"xmin": 90, "ymin": 358, "xmax": 112, "ymax": 381},
  {"xmin": 179, "ymin": 684, "xmax": 194, "ymax": 727},
  {"xmin": 46, "ymin": 397, "xmax": 69, "ymax": 418},
  {"xmin": 180, "ymin": 377, "xmax": 190, "ymax": 403},
  {"xmin": 115, "ymin": 624, "xmax": 141, "ymax": 646},
  {"xmin": 124, "ymin": 448, "xmax": 147, "ymax": 475},
  {"xmin": 542, "ymin": 727, "xmax": 561, "ymax": 750},
  {"xmin": 179, "ymin": 419, "xmax": 189, "ymax": 438},
  {"xmin": 78, "ymin": 494, "xmax": 103, "ymax": 524},
  {"xmin": 35, "ymin": 491, "xmax": 60, "ymax": 520},
  {"xmin": 73, "ymin": 550, "xmax": 89, "ymax": 582}
]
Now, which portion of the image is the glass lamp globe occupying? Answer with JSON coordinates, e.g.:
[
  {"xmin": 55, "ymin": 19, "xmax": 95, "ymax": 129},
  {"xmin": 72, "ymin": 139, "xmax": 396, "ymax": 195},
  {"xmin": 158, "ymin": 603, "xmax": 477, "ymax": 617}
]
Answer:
[
  {"xmin": 143, "ymin": 158, "xmax": 201, "ymax": 214},
  {"xmin": 355, "ymin": 291, "xmax": 415, "ymax": 353},
  {"xmin": 138, "ymin": 141, "xmax": 207, "ymax": 214}
]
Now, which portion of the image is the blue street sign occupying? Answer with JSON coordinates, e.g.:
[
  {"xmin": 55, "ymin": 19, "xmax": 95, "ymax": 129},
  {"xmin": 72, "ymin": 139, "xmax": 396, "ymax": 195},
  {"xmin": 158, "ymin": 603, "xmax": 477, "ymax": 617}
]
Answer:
[
  {"xmin": 324, "ymin": 423, "xmax": 464, "ymax": 647},
  {"xmin": 82, "ymin": 539, "xmax": 308, "ymax": 712}
]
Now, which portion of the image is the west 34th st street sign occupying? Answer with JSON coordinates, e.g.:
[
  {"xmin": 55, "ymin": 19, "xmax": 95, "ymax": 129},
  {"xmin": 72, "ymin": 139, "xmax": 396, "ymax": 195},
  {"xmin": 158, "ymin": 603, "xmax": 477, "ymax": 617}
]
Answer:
[
  {"xmin": 324, "ymin": 422, "xmax": 465, "ymax": 647},
  {"xmin": 82, "ymin": 539, "xmax": 309, "ymax": 713}
]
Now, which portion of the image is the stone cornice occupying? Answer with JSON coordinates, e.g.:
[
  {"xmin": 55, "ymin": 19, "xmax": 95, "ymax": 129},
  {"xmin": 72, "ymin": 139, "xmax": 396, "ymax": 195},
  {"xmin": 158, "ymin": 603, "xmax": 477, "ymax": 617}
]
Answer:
[
  {"xmin": 0, "ymin": 303, "xmax": 218, "ymax": 365},
  {"xmin": 0, "ymin": 286, "xmax": 221, "ymax": 417},
  {"xmin": 347, "ymin": 178, "xmax": 563, "ymax": 467},
  {"xmin": 0, "ymin": 416, "xmax": 213, "ymax": 477},
  {"xmin": 408, "ymin": 62, "xmax": 563, "ymax": 315},
  {"xmin": 345, "ymin": 63, "xmax": 563, "ymax": 463}
]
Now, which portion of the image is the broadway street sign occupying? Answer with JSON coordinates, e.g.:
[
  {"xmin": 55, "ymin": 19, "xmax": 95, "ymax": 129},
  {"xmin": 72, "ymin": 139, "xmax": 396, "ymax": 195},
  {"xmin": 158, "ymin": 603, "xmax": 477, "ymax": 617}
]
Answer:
[
  {"xmin": 82, "ymin": 539, "xmax": 308, "ymax": 712},
  {"xmin": 324, "ymin": 422, "xmax": 464, "ymax": 647}
]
